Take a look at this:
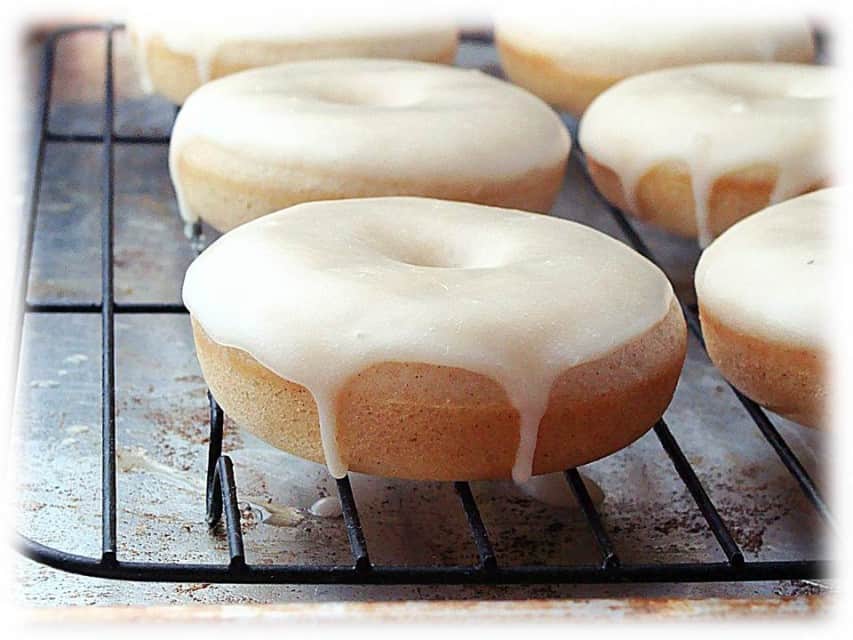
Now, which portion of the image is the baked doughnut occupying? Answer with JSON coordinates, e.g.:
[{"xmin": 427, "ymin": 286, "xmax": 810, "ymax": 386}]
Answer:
[
  {"xmin": 579, "ymin": 63, "xmax": 833, "ymax": 246},
  {"xmin": 169, "ymin": 59, "xmax": 570, "ymax": 234},
  {"xmin": 183, "ymin": 197, "xmax": 687, "ymax": 481},
  {"xmin": 695, "ymin": 189, "xmax": 834, "ymax": 428},
  {"xmin": 494, "ymin": 13, "xmax": 814, "ymax": 117},
  {"xmin": 127, "ymin": 13, "xmax": 459, "ymax": 104}
]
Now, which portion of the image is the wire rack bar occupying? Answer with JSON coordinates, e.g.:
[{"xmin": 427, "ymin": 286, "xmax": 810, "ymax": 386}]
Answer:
[
  {"xmin": 99, "ymin": 24, "xmax": 118, "ymax": 564},
  {"xmin": 7, "ymin": 11, "xmax": 56, "ymax": 439},
  {"xmin": 216, "ymin": 456, "xmax": 247, "ymax": 569},
  {"xmin": 26, "ymin": 302, "xmax": 102, "ymax": 314},
  {"xmin": 25, "ymin": 302, "xmax": 189, "ymax": 314},
  {"xmin": 15, "ymin": 533, "xmax": 827, "ymax": 584},
  {"xmin": 205, "ymin": 392, "xmax": 225, "ymax": 525},
  {"xmin": 729, "ymin": 386, "xmax": 834, "ymax": 529},
  {"xmin": 564, "ymin": 470, "xmax": 619, "ymax": 569},
  {"xmin": 45, "ymin": 131, "xmax": 172, "ymax": 145},
  {"xmin": 453, "ymin": 482, "xmax": 498, "ymax": 571},
  {"xmin": 575, "ymin": 146, "xmax": 831, "ymax": 527},
  {"xmin": 335, "ymin": 476, "xmax": 372, "ymax": 572},
  {"xmin": 114, "ymin": 302, "xmax": 189, "ymax": 314},
  {"xmin": 12, "ymin": 23, "xmax": 828, "ymax": 586},
  {"xmin": 653, "ymin": 421, "xmax": 744, "ymax": 566}
]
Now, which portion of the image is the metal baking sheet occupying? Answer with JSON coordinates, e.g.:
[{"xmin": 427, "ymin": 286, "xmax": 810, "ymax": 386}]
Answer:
[{"xmin": 13, "ymin": 29, "xmax": 829, "ymax": 608}]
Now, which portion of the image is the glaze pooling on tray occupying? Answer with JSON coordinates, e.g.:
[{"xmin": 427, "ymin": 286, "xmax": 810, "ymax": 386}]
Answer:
[
  {"xmin": 168, "ymin": 58, "xmax": 570, "ymax": 226},
  {"xmin": 128, "ymin": 11, "xmax": 458, "ymax": 94},
  {"xmin": 182, "ymin": 198, "xmax": 674, "ymax": 482},
  {"xmin": 309, "ymin": 496, "xmax": 343, "ymax": 519},
  {"xmin": 696, "ymin": 188, "xmax": 835, "ymax": 349},
  {"xmin": 580, "ymin": 63, "xmax": 834, "ymax": 246},
  {"xmin": 516, "ymin": 472, "xmax": 604, "ymax": 508}
]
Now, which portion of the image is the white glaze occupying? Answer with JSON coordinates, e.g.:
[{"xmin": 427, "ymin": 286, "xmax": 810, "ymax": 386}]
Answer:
[
  {"xmin": 119, "ymin": 446, "xmax": 306, "ymax": 526},
  {"xmin": 695, "ymin": 188, "xmax": 836, "ymax": 350},
  {"xmin": 250, "ymin": 502, "xmax": 304, "ymax": 527},
  {"xmin": 495, "ymin": 10, "xmax": 813, "ymax": 77},
  {"xmin": 516, "ymin": 471, "xmax": 604, "ymax": 509},
  {"xmin": 127, "ymin": 8, "xmax": 458, "ymax": 96},
  {"xmin": 182, "ymin": 197, "xmax": 674, "ymax": 482},
  {"xmin": 579, "ymin": 63, "xmax": 834, "ymax": 246},
  {"xmin": 169, "ymin": 58, "xmax": 570, "ymax": 225},
  {"xmin": 309, "ymin": 496, "xmax": 343, "ymax": 519}
]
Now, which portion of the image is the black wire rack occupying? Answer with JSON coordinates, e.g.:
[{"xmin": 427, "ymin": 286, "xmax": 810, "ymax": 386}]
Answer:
[{"xmin": 14, "ymin": 23, "xmax": 831, "ymax": 586}]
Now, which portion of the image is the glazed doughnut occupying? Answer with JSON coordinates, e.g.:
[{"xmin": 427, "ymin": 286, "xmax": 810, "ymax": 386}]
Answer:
[
  {"xmin": 183, "ymin": 197, "xmax": 687, "ymax": 482},
  {"xmin": 169, "ymin": 59, "xmax": 570, "ymax": 234},
  {"xmin": 127, "ymin": 13, "xmax": 459, "ymax": 104},
  {"xmin": 580, "ymin": 63, "xmax": 833, "ymax": 246},
  {"xmin": 494, "ymin": 13, "xmax": 814, "ymax": 116},
  {"xmin": 695, "ymin": 189, "xmax": 834, "ymax": 428}
]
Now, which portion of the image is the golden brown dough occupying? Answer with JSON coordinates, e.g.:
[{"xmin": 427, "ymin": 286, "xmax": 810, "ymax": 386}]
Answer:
[
  {"xmin": 496, "ymin": 38, "xmax": 620, "ymax": 118},
  {"xmin": 176, "ymin": 139, "xmax": 566, "ymax": 233},
  {"xmin": 699, "ymin": 306, "xmax": 825, "ymax": 428},
  {"xmin": 130, "ymin": 30, "xmax": 458, "ymax": 104},
  {"xmin": 191, "ymin": 301, "xmax": 686, "ymax": 480},
  {"xmin": 586, "ymin": 157, "xmax": 824, "ymax": 239}
]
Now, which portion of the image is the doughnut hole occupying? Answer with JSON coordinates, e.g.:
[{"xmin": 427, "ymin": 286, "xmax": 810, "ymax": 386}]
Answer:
[
  {"xmin": 307, "ymin": 84, "xmax": 425, "ymax": 108},
  {"xmin": 359, "ymin": 224, "xmax": 516, "ymax": 270},
  {"xmin": 586, "ymin": 156, "xmax": 826, "ymax": 240}
]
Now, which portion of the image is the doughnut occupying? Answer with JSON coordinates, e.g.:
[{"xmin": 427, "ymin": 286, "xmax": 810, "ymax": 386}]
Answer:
[
  {"xmin": 183, "ymin": 197, "xmax": 687, "ymax": 482},
  {"xmin": 169, "ymin": 59, "xmax": 570, "ymax": 234},
  {"xmin": 127, "ymin": 13, "xmax": 459, "ymax": 104},
  {"xmin": 579, "ymin": 63, "xmax": 833, "ymax": 246},
  {"xmin": 695, "ymin": 189, "xmax": 834, "ymax": 428},
  {"xmin": 494, "ymin": 13, "xmax": 814, "ymax": 117}
]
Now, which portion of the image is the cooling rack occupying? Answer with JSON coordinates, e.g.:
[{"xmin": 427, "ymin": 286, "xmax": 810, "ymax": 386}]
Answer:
[{"xmin": 13, "ymin": 23, "xmax": 830, "ymax": 585}]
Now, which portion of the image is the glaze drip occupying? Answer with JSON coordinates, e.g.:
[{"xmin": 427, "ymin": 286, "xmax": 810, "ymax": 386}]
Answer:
[
  {"xmin": 516, "ymin": 471, "xmax": 605, "ymax": 509},
  {"xmin": 580, "ymin": 63, "xmax": 833, "ymax": 246},
  {"xmin": 182, "ymin": 198, "xmax": 674, "ymax": 480}
]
